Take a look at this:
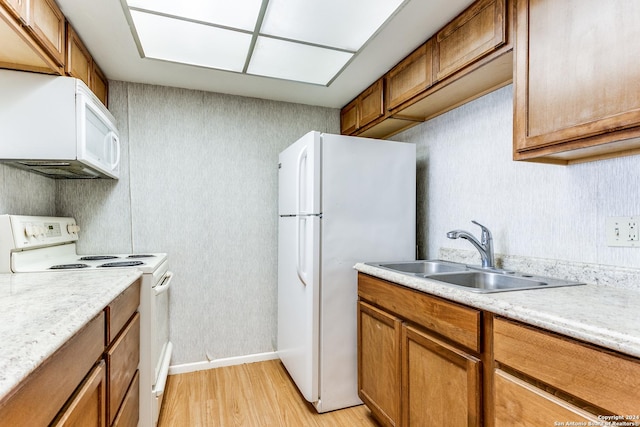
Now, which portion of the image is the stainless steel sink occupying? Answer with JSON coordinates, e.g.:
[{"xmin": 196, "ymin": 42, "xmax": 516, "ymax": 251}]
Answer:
[
  {"xmin": 372, "ymin": 260, "xmax": 468, "ymax": 275},
  {"xmin": 425, "ymin": 271, "xmax": 550, "ymax": 292},
  {"xmin": 366, "ymin": 260, "xmax": 586, "ymax": 293}
]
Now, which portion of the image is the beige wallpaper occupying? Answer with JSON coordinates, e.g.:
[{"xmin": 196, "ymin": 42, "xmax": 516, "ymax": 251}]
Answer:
[
  {"xmin": 393, "ymin": 84, "xmax": 640, "ymax": 269},
  {"xmin": 59, "ymin": 81, "xmax": 339, "ymax": 365}
]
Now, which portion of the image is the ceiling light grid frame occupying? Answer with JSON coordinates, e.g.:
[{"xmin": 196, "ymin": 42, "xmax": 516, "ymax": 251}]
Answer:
[{"xmin": 120, "ymin": 0, "xmax": 408, "ymax": 86}]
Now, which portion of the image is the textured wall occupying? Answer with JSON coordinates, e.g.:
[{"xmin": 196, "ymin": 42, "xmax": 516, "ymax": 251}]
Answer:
[
  {"xmin": 0, "ymin": 165, "xmax": 55, "ymax": 216},
  {"xmin": 58, "ymin": 81, "xmax": 340, "ymax": 365},
  {"xmin": 393, "ymin": 84, "xmax": 640, "ymax": 269}
]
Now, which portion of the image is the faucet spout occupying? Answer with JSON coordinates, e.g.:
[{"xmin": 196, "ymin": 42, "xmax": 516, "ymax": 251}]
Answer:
[{"xmin": 447, "ymin": 221, "xmax": 495, "ymax": 268}]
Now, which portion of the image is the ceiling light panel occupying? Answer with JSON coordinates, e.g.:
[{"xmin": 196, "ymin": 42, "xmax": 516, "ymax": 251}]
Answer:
[
  {"xmin": 126, "ymin": 0, "xmax": 263, "ymax": 31},
  {"xmin": 130, "ymin": 10, "xmax": 252, "ymax": 72},
  {"xmin": 248, "ymin": 36, "xmax": 353, "ymax": 85},
  {"xmin": 260, "ymin": 0, "xmax": 405, "ymax": 51}
]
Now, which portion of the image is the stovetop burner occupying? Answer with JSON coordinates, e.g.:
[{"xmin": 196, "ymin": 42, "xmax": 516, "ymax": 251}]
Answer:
[
  {"xmin": 50, "ymin": 263, "xmax": 90, "ymax": 270},
  {"xmin": 127, "ymin": 254, "xmax": 156, "ymax": 259},
  {"xmin": 79, "ymin": 255, "xmax": 120, "ymax": 261},
  {"xmin": 98, "ymin": 261, "xmax": 145, "ymax": 268}
]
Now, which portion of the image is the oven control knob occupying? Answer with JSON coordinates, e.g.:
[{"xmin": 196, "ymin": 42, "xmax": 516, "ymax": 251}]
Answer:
[
  {"xmin": 25, "ymin": 224, "xmax": 45, "ymax": 239},
  {"xmin": 67, "ymin": 224, "xmax": 81, "ymax": 234}
]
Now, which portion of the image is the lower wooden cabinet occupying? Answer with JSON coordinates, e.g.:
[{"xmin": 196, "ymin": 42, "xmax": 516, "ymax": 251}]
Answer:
[
  {"xmin": 51, "ymin": 361, "xmax": 107, "ymax": 427},
  {"xmin": 358, "ymin": 274, "xmax": 483, "ymax": 427},
  {"xmin": 357, "ymin": 274, "xmax": 640, "ymax": 427},
  {"xmin": 493, "ymin": 317, "xmax": 640, "ymax": 421},
  {"xmin": 358, "ymin": 301, "xmax": 402, "ymax": 427},
  {"xmin": 494, "ymin": 370, "xmax": 598, "ymax": 427},
  {"xmin": 0, "ymin": 279, "xmax": 141, "ymax": 427},
  {"xmin": 402, "ymin": 325, "xmax": 481, "ymax": 427}
]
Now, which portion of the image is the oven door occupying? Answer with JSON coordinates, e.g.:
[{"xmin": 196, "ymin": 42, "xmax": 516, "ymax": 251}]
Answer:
[{"xmin": 150, "ymin": 271, "xmax": 173, "ymax": 423}]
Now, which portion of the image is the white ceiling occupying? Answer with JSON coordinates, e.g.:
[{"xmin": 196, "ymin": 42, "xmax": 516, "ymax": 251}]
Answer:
[{"xmin": 56, "ymin": 0, "xmax": 474, "ymax": 109}]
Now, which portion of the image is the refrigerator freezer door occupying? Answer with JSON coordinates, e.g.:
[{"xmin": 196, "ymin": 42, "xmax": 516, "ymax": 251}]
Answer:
[
  {"xmin": 278, "ymin": 131, "xmax": 321, "ymax": 216},
  {"xmin": 277, "ymin": 215, "xmax": 321, "ymax": 403},
  {"xmin": 316, "ymin": 133, "xmax": 416, "ymax": 412}
]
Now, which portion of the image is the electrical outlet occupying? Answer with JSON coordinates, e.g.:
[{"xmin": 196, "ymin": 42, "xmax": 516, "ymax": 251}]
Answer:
[{"xmin": 606, "ymin": 216, "xmax": 640, "ymax": 247}]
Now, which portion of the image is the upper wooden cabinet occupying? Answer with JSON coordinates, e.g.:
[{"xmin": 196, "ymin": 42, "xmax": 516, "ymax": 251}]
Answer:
[
  {"xmin": 513, "ymin": 0, "xmax": 640, "ymax": 164},
  {"xmin": 433, "ymin": 0, "xmax": 506, "ymax": 82},
  {"xmin": 66, "ymin": 22, "xmax": 109, "ymax": 106},
  {"xmin": 340, "ymin": 0, "xmax": 512, "ymax": 140},
  {"xmin": 340, "ymin": 79, "xmax": 384, "ymax": 135},
  {"xmin": 28, "ymin": 0, "xmax": 64, "ymax": 66},
  {"xmin": 0, "ymin": 0, "xmax": 64, "ymax": 74},
  {"xmin": 386, "ymin": 40, "xmax": 433, "ymax": 111},
  {"xmin": 0, "ymin": 0, "xmax": 109, "ymax": 106}
]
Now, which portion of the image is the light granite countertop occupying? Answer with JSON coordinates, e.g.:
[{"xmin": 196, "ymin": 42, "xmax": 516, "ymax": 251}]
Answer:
[
  {"xmin": 0, "ymin": 270, "xmax": 142, "ymax": 401},
  {"xmin": 355, "ymin": 262, "xmax": 640, "ymax": 359}
]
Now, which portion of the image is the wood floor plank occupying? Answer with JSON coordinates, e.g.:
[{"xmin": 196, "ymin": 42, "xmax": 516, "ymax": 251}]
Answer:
[{"xmin": 158, "ymin": 359, "xmax": 379, "ymax": 426}]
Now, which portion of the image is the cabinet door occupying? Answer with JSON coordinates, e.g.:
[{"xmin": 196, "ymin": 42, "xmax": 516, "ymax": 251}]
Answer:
[
  {"xmin": 434, "ymin": 0, "xmax": 505, "ymax": 82},
  {"xmin": 91, "ymin": 62, "xmax": 109, "ymax": 107},
  {"xmin": 386, "ymin": 40, "xmax": 433, "ymax": 111},
  {"xmin": 402, "ymin": 324, "xmax": 481, "ymax": 427},
  {"xmin": 358, "ymin": 79, "xmax": 384, "ymax": 129},
  {"xmin": 494, "ymin": 370, "xmax": 599, "ymax": 427},
  {"xmin": 514, "ymin": 0, "xmax": 640, "ymax": 158},
  {"xmin": 51, "ymin": 361, "xmax": 107, "ymax": 427},
  {"xmin": 27, "ymin": 0, "xmax": 65, "ymax": 66},
  {"xmin": 1, "ymin": 0, "xmax": 27, "ymax": 20},
  {"xmin": 65, "ymin": 23, "xmax": 91, "ymax": 87},
  {"xmin": 340, "ymin": 98, "xmax": 358, "ymax": 135},
  {"xmin": 358, "ymin": 301, "xmax": 402, "ymax": 427}
]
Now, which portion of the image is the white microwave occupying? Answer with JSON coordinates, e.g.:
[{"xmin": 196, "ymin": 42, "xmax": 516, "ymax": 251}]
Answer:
[{"xmin": 0, "ymin": 69, "xmax": 120, "ymax": 179}]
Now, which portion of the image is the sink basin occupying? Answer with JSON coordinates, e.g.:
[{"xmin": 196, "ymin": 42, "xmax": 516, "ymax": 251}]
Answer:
[
  {"xmin": 365, "ymin": 260, "xmax": 585, "ymax": 293},
  {"xmin": 425, "ymin": 271, "xmax": 585, "ymax": 293},
  {"xmin": 372, "ymin": 260, "xmax": 468, "ymax": 275},
  {"xmin": 425, "ymin": 271, "xmax": 548, "ymax": 292}
]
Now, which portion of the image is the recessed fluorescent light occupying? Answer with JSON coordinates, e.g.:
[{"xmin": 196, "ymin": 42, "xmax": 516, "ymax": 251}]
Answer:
[
  {"xmin": 130, "ymin": 10, "xmax": 252, "ymax": 72},
  {"xmin": 247, "ymin": 36, "xmax": 353, "ymax": 85},
  {"xmin": 126, "ymin": 0, "xmax": 263, "ymax": 31},
  {"xmin": 260, "ymin": 0, "xmax": 405, "ymax": 51},
  {"xmin": 123, "ymin": 0, "xmax": 406, "ymax": 85}
]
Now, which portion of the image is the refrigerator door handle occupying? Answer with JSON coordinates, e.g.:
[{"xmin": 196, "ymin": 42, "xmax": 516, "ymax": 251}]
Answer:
[
  {"xmin": 296, "ymin": 146, "xmax": 308, "ymax": 214},
  {"xmin": 296, "ymin": 216, "xmax": 308, "ymax": 286}
]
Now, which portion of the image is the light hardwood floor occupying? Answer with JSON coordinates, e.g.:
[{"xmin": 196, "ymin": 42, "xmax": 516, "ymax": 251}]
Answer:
[{"xmin": 158, "ymin": 359, "xmax": 379, "ymax": 426}]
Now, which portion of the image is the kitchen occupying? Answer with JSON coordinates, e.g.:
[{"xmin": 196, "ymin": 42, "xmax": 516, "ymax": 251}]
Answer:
[{"xmin": 1, "ymin": 0, "xmax": 640, "ymax": 426}]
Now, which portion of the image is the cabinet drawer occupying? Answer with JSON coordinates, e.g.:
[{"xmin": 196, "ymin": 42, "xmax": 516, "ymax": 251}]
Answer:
[
  {"xmin": 112, "ymin": 370, "xmax": 139, "ymax": 427},
  {"xmin": 51, "ymin": 360, "xmax": 107, "ymax": 427},
  {"xmin": 494, "ymin": 370, "xmax": 598, "ymax": 426},
  {"xmin": 0, "ymin": 312, "xmax": 105, "ymax": 427},
  {"xmin": 434, "ymin": 0, "xmax": 505, "ymax": 81},
  {"xmin": 358, "ymin": 273, "xmax": 481, "ymax": 352},
  {"xmin": 106, "ymin": 280, "xmax": 140, "ymax": 345},
  {"xmin": 494, "ymin": 317, "xmax": 640, "ymax": 415},
  {"xmin": 107, "ymin": 312, "xmax": 140, "ymax": 425}
]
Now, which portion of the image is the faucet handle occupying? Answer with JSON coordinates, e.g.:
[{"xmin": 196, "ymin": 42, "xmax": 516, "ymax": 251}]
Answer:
[{"xmin": 471, "ymin": 220, "xmax": 492, "ymax": 243}]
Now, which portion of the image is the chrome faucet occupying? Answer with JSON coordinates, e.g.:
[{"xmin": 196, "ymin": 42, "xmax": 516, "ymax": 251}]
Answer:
[{"xmin": 447, "ymin": 220, "xmax": 495, "ymax": 268}]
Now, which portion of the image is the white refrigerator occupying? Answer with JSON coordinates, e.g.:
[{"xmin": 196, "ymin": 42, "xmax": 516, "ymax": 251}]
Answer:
[{"xmin": 277, "ymin": 131, "xmax": 416, "ymax": 413}]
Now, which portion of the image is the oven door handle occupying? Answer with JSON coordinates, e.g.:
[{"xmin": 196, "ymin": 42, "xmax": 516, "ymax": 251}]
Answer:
[{"xmin": 154, "ymin": 271, "xmax": 173, "ymax": 296}]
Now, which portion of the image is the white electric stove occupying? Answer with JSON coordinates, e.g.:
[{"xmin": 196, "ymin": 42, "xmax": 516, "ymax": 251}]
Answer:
[{"xmin": 0, "ymin": 215, "xmax": 172, "ymax": 427}]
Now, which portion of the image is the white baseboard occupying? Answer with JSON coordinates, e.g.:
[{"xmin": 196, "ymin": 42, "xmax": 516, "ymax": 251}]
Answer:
[{"xmin": 168, "ymin": 351, "xmax": 280, "ymax": 375}]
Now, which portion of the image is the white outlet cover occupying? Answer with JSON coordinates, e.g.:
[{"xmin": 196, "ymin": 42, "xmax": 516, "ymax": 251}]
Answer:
[{"xmin": 606, "ymin": 216, "xmax": 640, "ymax": 247}]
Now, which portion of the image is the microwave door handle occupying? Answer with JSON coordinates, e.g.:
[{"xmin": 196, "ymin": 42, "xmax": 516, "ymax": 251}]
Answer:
[
  {"xmin": 154, "ymin": 271, "xmax": 173, "ymax": 296},
  {"xmin": 108, "ymin": 132, "xmax": 120, "ymax": 169}
]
